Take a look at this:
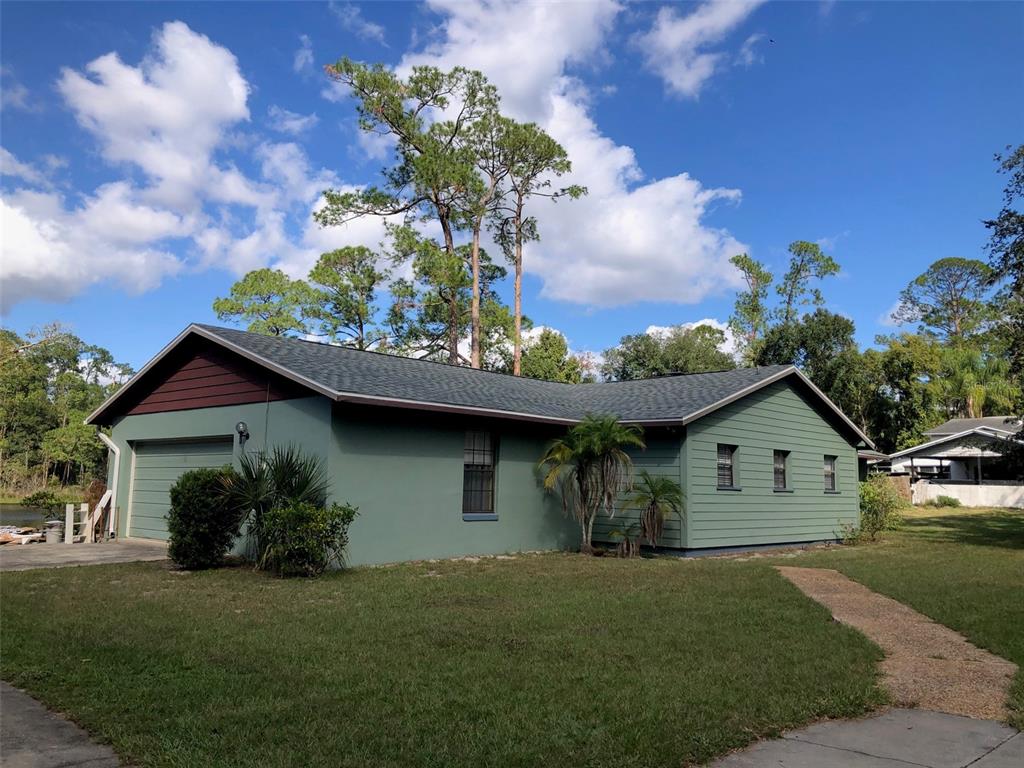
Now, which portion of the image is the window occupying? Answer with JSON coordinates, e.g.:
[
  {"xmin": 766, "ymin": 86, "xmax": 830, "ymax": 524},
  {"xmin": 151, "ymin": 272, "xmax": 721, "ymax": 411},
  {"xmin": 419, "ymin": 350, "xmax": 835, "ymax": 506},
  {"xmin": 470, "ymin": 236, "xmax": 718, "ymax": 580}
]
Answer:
[
  {"xmin": 773, "ymin": 450, "xmax": 789, "ymax": 490},
  {"xmin": 717, "ymin": 444, "xmax": 737, "ymax": 489},
  {"xmin": 824, "ymin": 455, "xmax": 837, "ymax": 492},
  {"xmin": 463, "ymin": 431, "xmax": 496, "ymax": 516}
]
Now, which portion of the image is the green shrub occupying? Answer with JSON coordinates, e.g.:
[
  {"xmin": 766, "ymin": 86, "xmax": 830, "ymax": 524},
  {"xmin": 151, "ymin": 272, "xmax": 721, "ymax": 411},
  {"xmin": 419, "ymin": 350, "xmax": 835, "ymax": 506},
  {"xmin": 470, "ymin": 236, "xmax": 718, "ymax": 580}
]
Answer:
[
  {"xmin": 856, "ymin": 474, "xmax": 907, "ymax": 542},
  {"xmin": 258, "ymin": 501, "xmax": 358, "ymax": 577},
  {"xmin": 221, "ymin": 445, "xmax": 330, "ymax": 562},
  {"xmin": 20, "ymin": 490, "xmax": 66, "ymax": 519},
  {"xmin": 935, "ymin": 494, "xmax": 962, "ymax": 508},
  {"xmin": 167, "ymin": 467, "xmax": 243, "ymax": 569}
]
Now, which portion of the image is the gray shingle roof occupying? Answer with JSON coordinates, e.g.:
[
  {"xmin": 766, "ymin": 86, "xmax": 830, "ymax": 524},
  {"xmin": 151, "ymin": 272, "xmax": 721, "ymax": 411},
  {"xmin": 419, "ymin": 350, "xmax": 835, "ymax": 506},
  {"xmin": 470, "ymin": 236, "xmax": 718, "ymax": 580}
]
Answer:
[
  {"xmin": 923, "ymin": 416, "xmax": 1020, "ymax": 436},
  {"xmin": 90, "ymin": 323, "xmax": 873, "ymax": 447},
  {"xmin": 197, "ymin": 324, "xmax": 794, "ymax": 423}
]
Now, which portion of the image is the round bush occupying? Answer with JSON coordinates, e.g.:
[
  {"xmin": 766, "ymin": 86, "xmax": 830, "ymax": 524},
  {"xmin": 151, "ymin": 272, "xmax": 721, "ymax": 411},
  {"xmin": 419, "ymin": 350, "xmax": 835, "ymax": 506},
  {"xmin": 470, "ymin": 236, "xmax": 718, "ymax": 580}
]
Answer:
[
  {"xmin": 258, "ymin": 501, "xmax": 358, "ymax": 577},
  {"xmin": 167, "ymin": 467, "xmax": 242, "ymax": 569}
]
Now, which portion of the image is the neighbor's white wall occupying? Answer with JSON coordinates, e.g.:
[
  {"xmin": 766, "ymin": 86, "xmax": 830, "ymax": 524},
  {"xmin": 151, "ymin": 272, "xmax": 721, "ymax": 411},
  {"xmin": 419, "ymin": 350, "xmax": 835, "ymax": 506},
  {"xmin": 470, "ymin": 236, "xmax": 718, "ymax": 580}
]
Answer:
[{"xmin": 913, "ymin": 481, "xmax": 1024, "ymax": 508}]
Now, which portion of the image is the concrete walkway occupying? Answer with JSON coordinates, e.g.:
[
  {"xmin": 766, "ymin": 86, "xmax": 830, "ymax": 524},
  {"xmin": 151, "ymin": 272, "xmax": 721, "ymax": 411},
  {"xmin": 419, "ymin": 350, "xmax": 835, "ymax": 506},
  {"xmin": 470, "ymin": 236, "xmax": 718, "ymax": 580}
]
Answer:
[
  {"xmin": 0, "ymin": 539, "xmax": 167, "ymax": 572},
  {"xmin": 0, "ymin": 682, "xmax": 120, "ymax": 767},
  {"xmin": 777, "ymin": 566, "xmax": 1018, "ymax": 720},
  {"xmin": 710, "ymin": 708, "xmax": 1021, "ymax": 767}
]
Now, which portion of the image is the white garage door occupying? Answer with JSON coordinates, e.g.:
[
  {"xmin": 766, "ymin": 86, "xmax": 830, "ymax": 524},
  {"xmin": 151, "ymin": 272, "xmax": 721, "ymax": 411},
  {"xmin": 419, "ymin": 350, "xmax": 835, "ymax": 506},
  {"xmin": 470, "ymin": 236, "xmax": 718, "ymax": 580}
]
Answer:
[{"xmin": 128, "ymin": 439, "xmax": 234, "ymax": 540}]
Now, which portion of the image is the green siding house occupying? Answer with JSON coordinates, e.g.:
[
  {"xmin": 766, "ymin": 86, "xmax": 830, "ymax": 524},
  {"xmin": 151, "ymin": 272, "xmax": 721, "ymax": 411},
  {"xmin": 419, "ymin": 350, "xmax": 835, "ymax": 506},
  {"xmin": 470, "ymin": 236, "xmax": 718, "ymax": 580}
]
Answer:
[{"xmin": 88, "ymin": 325, "xmax": 874, "ymax": 565}]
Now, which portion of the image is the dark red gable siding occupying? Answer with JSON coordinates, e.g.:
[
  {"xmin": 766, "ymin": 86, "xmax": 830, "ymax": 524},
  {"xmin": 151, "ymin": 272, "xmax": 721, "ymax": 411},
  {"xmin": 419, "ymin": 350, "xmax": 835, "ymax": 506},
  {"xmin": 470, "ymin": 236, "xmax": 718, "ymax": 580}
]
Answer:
[{"xmin": 117, "ymin": 337, "xmax": 311, "ymax": 418}]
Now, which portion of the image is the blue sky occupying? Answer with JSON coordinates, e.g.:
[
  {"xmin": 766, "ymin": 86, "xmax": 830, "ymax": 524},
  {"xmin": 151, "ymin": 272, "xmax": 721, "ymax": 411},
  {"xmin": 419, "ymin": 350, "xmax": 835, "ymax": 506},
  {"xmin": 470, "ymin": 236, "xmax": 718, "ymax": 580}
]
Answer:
[{"xmin": 1, "ymin": 1, "xmax": 1021, "ymax": 370}]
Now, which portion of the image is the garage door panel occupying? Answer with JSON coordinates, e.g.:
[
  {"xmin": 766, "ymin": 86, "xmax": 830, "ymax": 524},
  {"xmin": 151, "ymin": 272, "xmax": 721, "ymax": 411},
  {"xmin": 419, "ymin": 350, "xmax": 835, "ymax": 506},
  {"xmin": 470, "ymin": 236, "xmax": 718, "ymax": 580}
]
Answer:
[
  {"xmin": 129, "ymin": 438, "xmax": 233, "ymax": 540},
  {"xmin": 133, "ymin": 466, "xmax": 228, "ymax": 481},
  {"xmin": 132, "ymin": 454, "xmax": 233, "ymax": 470}
]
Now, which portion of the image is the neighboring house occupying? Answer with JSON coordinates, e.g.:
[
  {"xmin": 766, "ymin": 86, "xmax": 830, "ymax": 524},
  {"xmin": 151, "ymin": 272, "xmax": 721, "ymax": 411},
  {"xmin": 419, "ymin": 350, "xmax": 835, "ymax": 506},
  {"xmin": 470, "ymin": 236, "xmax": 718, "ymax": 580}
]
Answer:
[
  {"xmin": 884, "ymin": 417, "xmax": 1023, "ymax": 507},
  {"xmin": 888, "ymin": 418, "xmax": 1021, "ymax": 481},
  {"xmin": 87, "ymin": 324, "xmax": 875, "ymax": 565}
]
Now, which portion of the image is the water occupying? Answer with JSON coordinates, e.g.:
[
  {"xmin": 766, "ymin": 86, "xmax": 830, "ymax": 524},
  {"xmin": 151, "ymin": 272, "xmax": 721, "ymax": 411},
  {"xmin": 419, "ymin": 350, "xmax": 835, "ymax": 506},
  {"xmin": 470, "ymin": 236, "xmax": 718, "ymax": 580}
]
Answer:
[{"xmin": 0, "ymin": 503, "xmax": 46, "ymax": 528}]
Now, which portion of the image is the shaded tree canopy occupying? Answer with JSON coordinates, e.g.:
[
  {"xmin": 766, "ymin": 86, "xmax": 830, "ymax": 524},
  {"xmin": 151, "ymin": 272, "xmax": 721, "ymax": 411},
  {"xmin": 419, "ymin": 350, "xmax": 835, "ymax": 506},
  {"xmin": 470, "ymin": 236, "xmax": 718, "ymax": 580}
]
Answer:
[
  {"xmin": 893, "ymin": 257, "xmax": 993, "ymax": 343},
  {"xmin": 519, "ymin": 329, "xmax": 583, "ymax": 384},
  {"xmin": 213, "ymin": 269, "xmax": 313, "ymax": 337},
  {"xmin": 601, "ymin": 325, "xmax": 735, "ymax": 381}
]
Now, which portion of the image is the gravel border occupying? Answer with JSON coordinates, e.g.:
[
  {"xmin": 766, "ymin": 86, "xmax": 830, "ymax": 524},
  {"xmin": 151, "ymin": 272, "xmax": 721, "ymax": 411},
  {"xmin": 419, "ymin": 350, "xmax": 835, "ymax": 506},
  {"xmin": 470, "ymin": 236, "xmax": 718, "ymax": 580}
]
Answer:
[{"xmin": 777, "ymin": 566, "xmax": 1017, "ymax": 721}]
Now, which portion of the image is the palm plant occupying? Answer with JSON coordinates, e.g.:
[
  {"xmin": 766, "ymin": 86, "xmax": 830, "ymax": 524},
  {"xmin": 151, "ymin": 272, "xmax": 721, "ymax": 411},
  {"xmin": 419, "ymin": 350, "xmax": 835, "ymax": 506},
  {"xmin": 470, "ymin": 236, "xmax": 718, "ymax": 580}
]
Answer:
[
  {"xmin": 220, "ymin": 445, "xmax": 330, "ymax": 560},
  {"xmin": 628, "ymin": 470, "xmax": 684, "ymax": 550},
  {"xmin": 539, "ymin": 414, "xmax": 644, "ymax": 554},
  {"xmin": 932, "ymin": 348, "xmax": 1019, "ymax": 418}
]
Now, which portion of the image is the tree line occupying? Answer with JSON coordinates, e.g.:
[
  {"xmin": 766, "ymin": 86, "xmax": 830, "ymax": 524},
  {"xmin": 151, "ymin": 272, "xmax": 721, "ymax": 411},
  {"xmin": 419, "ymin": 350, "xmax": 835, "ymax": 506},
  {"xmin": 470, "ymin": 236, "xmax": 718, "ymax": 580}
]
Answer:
[
  {"xmin": 0, "ymin": 326, "xmax": 133, "ymax": 495},
  {"xmin": 4, "ymin": 54, "xmax": 1019, "ymax": 492}
]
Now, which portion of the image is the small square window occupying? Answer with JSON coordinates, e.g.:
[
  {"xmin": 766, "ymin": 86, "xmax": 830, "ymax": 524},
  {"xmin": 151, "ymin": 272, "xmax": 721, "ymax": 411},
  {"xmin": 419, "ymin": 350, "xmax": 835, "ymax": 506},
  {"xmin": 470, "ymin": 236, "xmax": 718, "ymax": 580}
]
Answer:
[
  {"xmin": 824, "ymin": 455, "xmax": 837, "ymax": 492},
  {"xmin": 717, "ymin": 444, "xmax": 737, "ymax": 489},
  {"xmin": 773, "ymin": 450, "xmax": 789, "ymax": 490}
]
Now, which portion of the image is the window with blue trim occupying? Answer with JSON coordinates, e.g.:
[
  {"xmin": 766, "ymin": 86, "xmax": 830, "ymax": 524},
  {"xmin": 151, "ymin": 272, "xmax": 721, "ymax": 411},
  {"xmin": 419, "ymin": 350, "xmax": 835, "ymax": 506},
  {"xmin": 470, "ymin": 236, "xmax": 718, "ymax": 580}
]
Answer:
[{"xmin": 463, "ymin": 431, "xmax": 496, "ymax": 516}]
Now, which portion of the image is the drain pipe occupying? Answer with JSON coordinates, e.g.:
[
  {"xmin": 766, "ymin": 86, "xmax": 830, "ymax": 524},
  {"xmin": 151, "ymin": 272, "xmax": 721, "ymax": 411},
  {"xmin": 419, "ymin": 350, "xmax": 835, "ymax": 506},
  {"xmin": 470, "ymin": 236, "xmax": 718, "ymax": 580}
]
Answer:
[{"xmin": 97, "ymin": 432, "xmax": 120, "ymax": 538}]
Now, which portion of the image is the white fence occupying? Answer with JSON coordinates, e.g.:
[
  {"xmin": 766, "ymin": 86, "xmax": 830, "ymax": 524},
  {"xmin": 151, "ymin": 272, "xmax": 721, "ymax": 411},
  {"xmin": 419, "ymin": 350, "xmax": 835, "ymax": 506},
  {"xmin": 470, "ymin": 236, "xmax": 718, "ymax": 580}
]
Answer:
[{"xmin": 912, "ymin": 481, "xmax": 1024, "ymax": 508}]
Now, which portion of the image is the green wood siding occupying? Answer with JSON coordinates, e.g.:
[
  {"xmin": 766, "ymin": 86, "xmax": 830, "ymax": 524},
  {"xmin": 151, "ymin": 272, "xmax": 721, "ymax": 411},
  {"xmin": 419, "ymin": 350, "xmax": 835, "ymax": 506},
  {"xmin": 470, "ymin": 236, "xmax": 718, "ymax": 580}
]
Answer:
[
  {"xmin": 684, "ymin": 380, "xmax": 858, "ymax": 549},
  {"xmin": 592, "ymin": 431, "xmax": 684, "ymax": 549},
  {"xmin": 128, "ymin": 439, "xmax": 234, "ymax": 540}
]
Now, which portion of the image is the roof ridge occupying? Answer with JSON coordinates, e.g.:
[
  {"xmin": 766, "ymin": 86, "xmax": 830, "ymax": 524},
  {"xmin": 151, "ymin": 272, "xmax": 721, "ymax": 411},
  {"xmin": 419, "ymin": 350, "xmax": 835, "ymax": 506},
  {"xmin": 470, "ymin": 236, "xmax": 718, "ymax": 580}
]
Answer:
[
  {"xmin": 197, "ymin": 323, "xmax": 789, "ymax": 387},
  {"xmin": 198, "ymin": 324, "xmax": 576, "ymax": 387}
]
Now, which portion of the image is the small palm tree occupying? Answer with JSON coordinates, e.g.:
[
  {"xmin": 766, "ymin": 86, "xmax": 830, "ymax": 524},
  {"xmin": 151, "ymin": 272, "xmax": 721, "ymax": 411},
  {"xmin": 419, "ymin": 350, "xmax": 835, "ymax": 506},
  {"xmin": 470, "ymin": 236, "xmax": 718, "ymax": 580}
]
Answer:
[
  {"xmin": 220, "ymin": 445, "xmax": 330, "ymax": 560},
  {"xmin": 540, "ymin": 414, "xmax": 645, "ymax": 554},
  {"xmin": 628, "ymin": 470, "xmax": 684, "ymax": 551}
]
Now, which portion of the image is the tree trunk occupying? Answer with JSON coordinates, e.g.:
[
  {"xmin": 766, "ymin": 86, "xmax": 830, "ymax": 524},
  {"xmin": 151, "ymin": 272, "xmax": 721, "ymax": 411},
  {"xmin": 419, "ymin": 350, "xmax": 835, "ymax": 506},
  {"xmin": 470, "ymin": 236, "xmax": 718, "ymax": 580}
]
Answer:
[
  {"xmin": 440, "ymin": 213, "xmax": 460, "ymax": 365},
  {"xmin": 470, "ymin": 225, "xmax": 482, "ymax": 369},
  {"xmin": 512, "ymin": 200, "xmax": 525, "ymax": 376}
]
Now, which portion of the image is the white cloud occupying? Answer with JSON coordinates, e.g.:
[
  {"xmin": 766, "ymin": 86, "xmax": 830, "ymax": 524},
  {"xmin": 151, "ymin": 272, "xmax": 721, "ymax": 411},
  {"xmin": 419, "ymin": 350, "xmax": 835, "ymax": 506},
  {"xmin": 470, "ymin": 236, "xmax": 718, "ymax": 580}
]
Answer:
[
  {"xmin": 1, "ymin": 21, "xmax": 347, "ymax": 310},
  {"xmin": 267, "ymin": 105, "xmax": 319, "ymax": 135},
  {"xmin": 56, "ymin": 20, "xmax": 250, "ymax": 211},
  {"xmin": 878, "ymin": 301, "xmax": 902, "ymax": 328},
  {"xmin": 293, "ymin": 33, "xmax": 314, "ymax": 73},
  {"xmin": 352, "ymin": 126, "xmax": 397, "ymax": 162},
  {"xmin": 636, "ymin": 0, "xmax": 766, "ymax": 98},
  {"xmin": 736, "ymin": 32, "xmax": 766, "ymax": 68},
  {"xmin": 0, "ymin": 148, "xmax": 51, "ymax": 187},
  {"xmin": 1, "ymin": 189, "xmax": 183, "ymax": 311},
  {"xmin": 329, "ymin": 1, "xmax": 387, "ymax": 46},
  {"xmin": 646, "ymin": 317, "xmax": 738, "ymax": 356},
  {"xmin": 0, "ymin": 68, "xmax": 37, "ymax": 111},
  {"xmin": 398, "ymin": 0, "xmax": 749, "ymax": 308}
]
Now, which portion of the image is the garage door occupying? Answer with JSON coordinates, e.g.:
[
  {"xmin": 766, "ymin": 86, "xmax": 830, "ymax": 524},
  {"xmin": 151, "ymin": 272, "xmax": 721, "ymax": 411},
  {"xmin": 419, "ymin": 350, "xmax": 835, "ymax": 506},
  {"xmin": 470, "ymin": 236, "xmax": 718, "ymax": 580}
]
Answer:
[{"xmin": 128, "ymin": 439, "xmax": 234, "ymax": 540}]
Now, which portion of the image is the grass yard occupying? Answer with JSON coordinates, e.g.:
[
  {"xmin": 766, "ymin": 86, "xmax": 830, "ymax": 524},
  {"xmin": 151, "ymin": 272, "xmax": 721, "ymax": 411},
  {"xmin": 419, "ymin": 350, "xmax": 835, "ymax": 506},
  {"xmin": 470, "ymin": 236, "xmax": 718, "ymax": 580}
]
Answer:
[
  {"xmin": 1, "ymin": 554, "xmax": 883, "ymax": 768},
  {"xmin": 787, "ymin": 506, "xmax": 1024, "ymax": 729}
]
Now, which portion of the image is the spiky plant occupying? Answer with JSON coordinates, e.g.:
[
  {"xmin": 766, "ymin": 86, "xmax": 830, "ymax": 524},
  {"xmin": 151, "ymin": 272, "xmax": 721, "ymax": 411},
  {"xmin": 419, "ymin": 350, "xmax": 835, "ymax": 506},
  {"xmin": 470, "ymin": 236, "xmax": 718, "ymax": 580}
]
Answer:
[
  {"xmin": 540, "ymin": 414, "xmax": 644, "ymax": 554},
  {"xmin": 628, "ymin": 470, "xmax": 684, "ymax": 550},
  {"xmin": 221, "ymin": 445, "xmax": 330, "ymax": 561}
]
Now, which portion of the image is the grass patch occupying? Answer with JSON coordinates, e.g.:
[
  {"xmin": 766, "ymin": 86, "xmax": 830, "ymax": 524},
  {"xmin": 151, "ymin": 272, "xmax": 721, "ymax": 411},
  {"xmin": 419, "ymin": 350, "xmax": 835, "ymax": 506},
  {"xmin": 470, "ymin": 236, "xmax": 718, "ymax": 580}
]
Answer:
[
  {"xmin": 1, "ymin": 555, "xmax": 883, "ymax": 767},
  {"xmin": 790, "ymin": 506, "xmax": 1024, "ymax": 729}
]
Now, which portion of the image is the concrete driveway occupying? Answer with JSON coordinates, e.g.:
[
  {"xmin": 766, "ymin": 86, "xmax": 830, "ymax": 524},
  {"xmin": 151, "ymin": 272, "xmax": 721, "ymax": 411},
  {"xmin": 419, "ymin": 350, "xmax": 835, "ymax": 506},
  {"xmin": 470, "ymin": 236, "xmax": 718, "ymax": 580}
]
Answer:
[
  {"xmin": 710, "ymin": 708, "xmax": 1021, "ymax": 767},
  {"xmin": 0, "ymin": 539, "xmax": 167, "ymax": 572}
]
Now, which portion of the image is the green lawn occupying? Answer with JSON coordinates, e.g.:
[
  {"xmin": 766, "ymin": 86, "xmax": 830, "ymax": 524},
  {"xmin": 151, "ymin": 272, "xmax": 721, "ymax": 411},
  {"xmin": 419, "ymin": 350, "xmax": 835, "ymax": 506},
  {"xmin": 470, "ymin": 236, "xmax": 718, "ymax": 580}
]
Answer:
[
  {"xmin": 1, "ymin": 554, "xmax": 883, "ymax": 767},
  {"xmin": 786, "ymin": 506, "xmax": 1024, "ymax": 729},
  {"xmin": 3, "ymin": 508, "xmax": 1019, "ymax": 767}
]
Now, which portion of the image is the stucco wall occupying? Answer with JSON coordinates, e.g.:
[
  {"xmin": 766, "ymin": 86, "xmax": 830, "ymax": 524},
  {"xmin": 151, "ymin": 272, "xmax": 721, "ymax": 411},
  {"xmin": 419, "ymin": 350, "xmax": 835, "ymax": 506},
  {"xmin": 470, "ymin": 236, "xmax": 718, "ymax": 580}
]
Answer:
[
  {"xmin": 328, "ymin": 405, "xmax": 576, "ymax": 565},
  {"xmin": 107, "ymin": 396, "xmax": 332, "ymax": 539},
  {"xmin": 913, "ymin": 481, "xmax": 1024, "ymax": 508},
  {"xmin": 684, "ymin": 380, "xmax": 860, "ymax": 549}
]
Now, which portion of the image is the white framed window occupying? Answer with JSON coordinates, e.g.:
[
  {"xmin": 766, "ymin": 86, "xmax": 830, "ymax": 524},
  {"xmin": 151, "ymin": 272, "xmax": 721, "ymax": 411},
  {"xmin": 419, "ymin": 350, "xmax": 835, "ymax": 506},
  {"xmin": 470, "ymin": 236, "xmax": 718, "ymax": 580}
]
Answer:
[
  {"xmin": 824, "ymin": 455, "xmax": 837, "ymax": 492},
  {"xmin": 773, "ymin": 450, "xmax": 789, "ymax": 490},
  {"xmin": 717, "ymin": 444, "xmax": 737, "ymax": 489}
]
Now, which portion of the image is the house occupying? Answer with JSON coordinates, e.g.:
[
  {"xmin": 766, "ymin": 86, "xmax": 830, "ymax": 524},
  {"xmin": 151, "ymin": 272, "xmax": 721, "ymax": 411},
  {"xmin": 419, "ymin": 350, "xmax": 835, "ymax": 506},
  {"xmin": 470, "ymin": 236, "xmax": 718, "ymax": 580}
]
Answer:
[
  {"xmin": 86, "ymin": 324, "xmax": 875, "ymax": 565},
  {"xmin": 884, "ymin": 417, "xmax": 1022, "ymax": 507}
]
